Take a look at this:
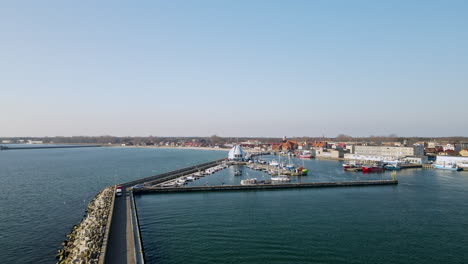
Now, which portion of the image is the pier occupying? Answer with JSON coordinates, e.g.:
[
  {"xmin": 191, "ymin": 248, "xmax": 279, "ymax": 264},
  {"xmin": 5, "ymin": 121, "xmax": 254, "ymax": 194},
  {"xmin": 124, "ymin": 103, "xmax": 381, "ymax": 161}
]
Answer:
[
  {"xmin": 97, "ymin": 158, "xmax": 398, "ymax": 264},
  {"xmin": 134, "ymin": 180, "xmax": 398, "ymax": 193}
]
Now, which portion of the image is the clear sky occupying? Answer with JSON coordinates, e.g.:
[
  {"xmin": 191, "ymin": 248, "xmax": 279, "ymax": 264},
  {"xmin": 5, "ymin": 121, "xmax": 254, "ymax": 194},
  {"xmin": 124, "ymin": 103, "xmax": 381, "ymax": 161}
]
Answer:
[{"xmin": 1, "ymin": 0, "xmax": 467, "ymax": 137}]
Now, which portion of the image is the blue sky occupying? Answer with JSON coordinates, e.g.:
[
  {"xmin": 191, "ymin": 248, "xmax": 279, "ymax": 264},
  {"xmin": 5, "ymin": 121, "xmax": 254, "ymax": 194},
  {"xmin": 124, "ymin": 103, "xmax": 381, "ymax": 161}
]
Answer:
[{"xmin": 1, "ymin": 0, "xmax": 467, "ymax": 137}]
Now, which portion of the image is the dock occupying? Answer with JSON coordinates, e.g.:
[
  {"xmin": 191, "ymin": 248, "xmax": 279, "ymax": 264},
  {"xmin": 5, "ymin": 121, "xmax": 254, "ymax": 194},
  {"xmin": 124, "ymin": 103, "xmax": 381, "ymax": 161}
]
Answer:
[{"xmin": 134, "ymin": 180, "xmax": 398, "ymax": 193}]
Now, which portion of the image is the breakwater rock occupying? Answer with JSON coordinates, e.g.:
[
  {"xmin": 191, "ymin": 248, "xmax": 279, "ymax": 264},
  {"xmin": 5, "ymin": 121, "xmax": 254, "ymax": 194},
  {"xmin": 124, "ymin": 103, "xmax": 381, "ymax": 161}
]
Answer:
[{"xmin": 56, "ymin": 186, "xmax": 114, "ymax": 264}]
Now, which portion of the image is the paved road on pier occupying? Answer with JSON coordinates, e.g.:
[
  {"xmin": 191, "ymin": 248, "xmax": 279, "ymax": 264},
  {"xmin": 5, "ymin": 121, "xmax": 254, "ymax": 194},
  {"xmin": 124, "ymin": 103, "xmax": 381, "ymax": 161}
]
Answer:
[{"xmin": 105, "ymin": 189, "xmax": 136, "ymax": 264}]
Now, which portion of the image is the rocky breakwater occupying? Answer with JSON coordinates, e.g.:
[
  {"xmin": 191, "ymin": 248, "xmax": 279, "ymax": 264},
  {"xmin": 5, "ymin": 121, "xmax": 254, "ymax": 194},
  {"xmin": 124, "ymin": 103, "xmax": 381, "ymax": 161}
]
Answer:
[{"xmin": 56, "ymin": 186, "xmax": 114, "ymax": 264}]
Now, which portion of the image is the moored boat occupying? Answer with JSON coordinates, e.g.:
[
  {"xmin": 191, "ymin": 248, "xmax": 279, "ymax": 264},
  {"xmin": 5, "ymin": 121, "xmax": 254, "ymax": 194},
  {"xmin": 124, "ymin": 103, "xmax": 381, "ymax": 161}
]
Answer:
[
  {"xmin": 269, "ymin": 160, "xmax": 279, "ymax": 166},
  {"xmin": 271, "ymin": 175, "xmax": 291, "ymax": 182},
  {"xmin": 385, "ymin": 164, "xmax": 401, "ymax": 170},
  {"xmin": 241, "ymin": 178, "xmax": 257, "ymax": 185},
  {"xmin": 343, "ymin": 162, "xmax": 363, "ymax": 171},
  {"xmin": 433, "ymin": 163, "xmax": 462, "ymax": 171},
  {"xmin": 362, "ymin": 164, "xmax": 384, "ymax": 173},
  {"xmin": 297, "ymin": 151, "xmax": 313, "ymax": 159}
]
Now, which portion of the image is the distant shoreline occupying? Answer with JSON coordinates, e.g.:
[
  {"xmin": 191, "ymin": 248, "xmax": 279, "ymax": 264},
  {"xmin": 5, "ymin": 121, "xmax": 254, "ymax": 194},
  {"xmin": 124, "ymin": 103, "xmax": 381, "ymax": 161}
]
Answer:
[{"xmin": 119, "ymin": 145, "xmax": 230, "ymax": 152}]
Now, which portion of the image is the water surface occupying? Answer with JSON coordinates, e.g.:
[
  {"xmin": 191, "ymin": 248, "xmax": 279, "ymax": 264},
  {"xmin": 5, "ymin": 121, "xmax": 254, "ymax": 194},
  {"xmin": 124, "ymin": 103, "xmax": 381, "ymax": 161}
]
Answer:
[
  {"xmin": 0, "ymin": 147, "xmax": 225, "ymax": 263},
  {"xmin": 137, "ymin": 159, "xmax": 468, "ymax": 264}
]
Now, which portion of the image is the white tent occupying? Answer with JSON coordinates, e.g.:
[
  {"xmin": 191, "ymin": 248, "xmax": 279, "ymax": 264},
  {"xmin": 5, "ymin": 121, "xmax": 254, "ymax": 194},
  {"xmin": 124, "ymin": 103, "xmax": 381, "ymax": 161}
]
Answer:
[{"xmin": 228, "ymin": 145, "xmax": 244, "ymax": 160}]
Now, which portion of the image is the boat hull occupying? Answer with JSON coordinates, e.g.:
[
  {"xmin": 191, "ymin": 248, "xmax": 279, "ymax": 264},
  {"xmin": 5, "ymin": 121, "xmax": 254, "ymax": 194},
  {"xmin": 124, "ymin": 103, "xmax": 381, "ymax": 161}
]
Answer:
[
  {"xmin": 362, "ymin": 166, "xmax": 384, "ymax": 173},
  {"xmin": 433, "ymin": 165, "xmax": 462, "ymax": 171}
]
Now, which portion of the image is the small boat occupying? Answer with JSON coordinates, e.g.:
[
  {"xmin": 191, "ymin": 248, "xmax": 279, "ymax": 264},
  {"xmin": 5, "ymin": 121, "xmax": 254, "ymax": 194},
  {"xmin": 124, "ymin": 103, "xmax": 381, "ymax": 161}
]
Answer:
[
  {"xmin": 297, "ymin": 151, "xmax": 313, "ymax": 159},
  {"xmin": 176, "ymin": 179, "xmax": 186, "ymax": 186},
  {"xmin": 241, "ymin": 178, "xmax": 257, "ymax": 185},
  {"xmin": 185, "ymin": 176, "xmax": 194, "ymax": 181},
  {"xmin": 385, "ymin": 164, "xmax": 401, "ymax": 170},
  {"xmin": 343, "ymin": 162, "xmax": 363, "ymax": 170},
  {"xmin": 433, "ymin": 163, "xmax": 462, "ymax": 171},
  {"xmin": 161, "ymin": 182, "xmax": 177, "ymax": 187},
  {"xmin": 234, "ymin": 170, "xmax": 242, "ymax": 176},
  {"xmin": 269, "ymin": 160, "xmax": 279, "ymax": 166},
  {"xmin": 271, "ymin": 175, "xmax": 291, "ymax": 182},
  {"xmin": 361, "ymin": 164, "xmax": 384, "ymax": 173}
]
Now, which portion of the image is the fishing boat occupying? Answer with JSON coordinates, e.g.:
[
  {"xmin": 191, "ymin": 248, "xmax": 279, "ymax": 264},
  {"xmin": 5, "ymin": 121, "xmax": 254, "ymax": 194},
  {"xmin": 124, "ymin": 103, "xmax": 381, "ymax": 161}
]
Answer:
[
  {"xmin": 361, "ymin": 164, "xmax": 384, "ymax": 173},
  {"xmin": 295, "ymin": 166, "xmax": 308, "ymax": 175},
  {"xmin": 433, "ymin": 163, "xmax": 462, "ymax": 171},
  {"xmin": 297, "ymin": 151, "xmax": 313, "ymax": 159},
  {"xmin": 241, "ymin": 178, "xmax": 257, "ymax": 185},
  {"xmin": 385, "ymin": 163, "xmax": 401, "ymax": 170}
]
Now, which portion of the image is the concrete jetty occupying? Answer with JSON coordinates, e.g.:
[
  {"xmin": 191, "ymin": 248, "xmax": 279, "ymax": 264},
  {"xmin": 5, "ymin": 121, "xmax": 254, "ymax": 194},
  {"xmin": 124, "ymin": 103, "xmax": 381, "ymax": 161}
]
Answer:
[{"xmin": 133, "ymin": 180, "xmax": 398, "ymax": 194}]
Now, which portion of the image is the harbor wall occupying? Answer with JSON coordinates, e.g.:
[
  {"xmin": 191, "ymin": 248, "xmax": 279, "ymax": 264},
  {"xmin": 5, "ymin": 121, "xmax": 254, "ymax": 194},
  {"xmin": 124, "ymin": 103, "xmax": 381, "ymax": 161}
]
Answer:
[
  {"xmin": 130, "ymin": 192, "xmax": 145, "ymax": 264},
  {"xmin": 98, "ymin": 186, "xmax": 116, "ymax": 264},
  {"xmin": 134, "ymin": 180, "xmax": 398, "ymax": 194},
  {"xmin": 56, "ymin": 186, "xmax": 115, "ymax": 264}
]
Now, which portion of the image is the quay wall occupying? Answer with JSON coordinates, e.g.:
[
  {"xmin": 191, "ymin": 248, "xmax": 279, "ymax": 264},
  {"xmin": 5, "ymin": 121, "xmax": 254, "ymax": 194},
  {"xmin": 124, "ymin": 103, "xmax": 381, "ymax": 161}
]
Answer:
[
  {"xmin": 134, "ymin": 180, "xmax": 398, "ymax": 194},
  {"xmin": 56, "ymin": 186, "xmax": 115, "ymax": 264},
  {"xmin": 98, "ymin": 186, "xmax": 116, "ymax": 264},
  {"xmin": 130, "ymin": 192, "xmax": 145, "ymax": 264}
]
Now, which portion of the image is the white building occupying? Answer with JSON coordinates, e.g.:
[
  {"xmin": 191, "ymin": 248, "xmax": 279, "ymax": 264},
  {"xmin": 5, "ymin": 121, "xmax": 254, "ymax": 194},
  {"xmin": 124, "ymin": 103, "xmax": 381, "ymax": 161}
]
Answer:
[
  {"xmin": 228, "ymin": 145, "xmax": 245, "ymax": 161},
  {"xmin": 344, "ymin": 145, "xmax": 426, "ymax": 163}
]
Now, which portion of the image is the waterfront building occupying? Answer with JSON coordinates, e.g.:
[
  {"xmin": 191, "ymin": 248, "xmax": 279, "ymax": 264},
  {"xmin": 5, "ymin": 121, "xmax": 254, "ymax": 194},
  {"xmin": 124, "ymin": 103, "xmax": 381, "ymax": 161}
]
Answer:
[
  {"xmin": 228, "ymin": 145, "xmax": 245, "ymax": 161},
  {"xmin": 354, "ymin": 145, "xmax": 424, "ymax": 157},
  {"xmin": 315, "ymin": 148, "xmax": 344, "ymax": 159},
  {"xmin": 344, "ymin": 145, "xmax": 426, "ymax": 163}
]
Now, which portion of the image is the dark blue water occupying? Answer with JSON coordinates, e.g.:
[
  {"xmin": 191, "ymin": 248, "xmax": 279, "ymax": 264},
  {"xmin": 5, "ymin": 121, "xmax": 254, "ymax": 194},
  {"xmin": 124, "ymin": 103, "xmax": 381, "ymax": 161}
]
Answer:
[
  {"xmin": 0, "ymin": 147, "xmax": 225, "ymax": 263},
  {"xmin": 136, "ymin": 159, "xmax": 468, "ymax": 264}
]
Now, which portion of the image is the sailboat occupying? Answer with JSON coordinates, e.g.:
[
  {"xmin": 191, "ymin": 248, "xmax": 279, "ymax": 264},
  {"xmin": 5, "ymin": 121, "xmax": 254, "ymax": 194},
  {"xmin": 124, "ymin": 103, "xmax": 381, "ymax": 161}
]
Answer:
[
  {"xmin": 285, "ymin": 155, "xmax": 295, "ymax": 170},
  {"xmin": 271, "ymin": 155, "xmax": 291, "ymax": 182}
]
